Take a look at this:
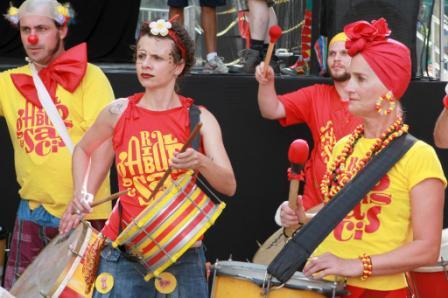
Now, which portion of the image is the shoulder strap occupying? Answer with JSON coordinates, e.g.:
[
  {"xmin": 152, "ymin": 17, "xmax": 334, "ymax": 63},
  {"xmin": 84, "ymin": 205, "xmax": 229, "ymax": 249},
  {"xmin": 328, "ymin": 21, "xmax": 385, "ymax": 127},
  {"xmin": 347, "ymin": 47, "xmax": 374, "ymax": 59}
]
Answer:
[
  {"xmin": 189, "ymin": 104, "xmax": 201, "ymax": 151},
  {"xmin": 29, "ymin": 63, "xmax": 74, "ymax": 153},
  {"xmin": 267, "ymin": 133, "xmax": 417, "ymax": 283}
]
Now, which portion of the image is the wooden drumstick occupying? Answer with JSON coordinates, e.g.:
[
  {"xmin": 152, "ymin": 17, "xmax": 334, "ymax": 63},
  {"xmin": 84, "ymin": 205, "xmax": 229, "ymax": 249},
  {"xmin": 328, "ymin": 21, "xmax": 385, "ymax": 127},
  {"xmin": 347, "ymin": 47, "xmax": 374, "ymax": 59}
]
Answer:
[
  {"xmin": 90, "ymin": 189, "xmax": 129, "ymax": 208},
  {"xmin": 284, "ymin": 139, "xmax": 309, "ymax": 237},
  {"xmin": 263, "ymin": 25, "xmax": 282, "ymax": 75},
  {"xmin": 147, "ymin": 122, "xmax": 203, "ymax": 201},
  {"xmin": 71, "ymin": 189, "xmax": 129, "ymax": 215}
]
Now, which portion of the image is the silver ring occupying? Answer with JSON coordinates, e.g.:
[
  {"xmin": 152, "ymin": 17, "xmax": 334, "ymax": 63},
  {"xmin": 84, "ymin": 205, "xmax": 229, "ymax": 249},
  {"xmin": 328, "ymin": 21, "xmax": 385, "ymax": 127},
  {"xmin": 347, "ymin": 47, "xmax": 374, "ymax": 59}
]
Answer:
[{"xmin": 75, "ymin": 209, "xmax": 81, "ymax": 215}]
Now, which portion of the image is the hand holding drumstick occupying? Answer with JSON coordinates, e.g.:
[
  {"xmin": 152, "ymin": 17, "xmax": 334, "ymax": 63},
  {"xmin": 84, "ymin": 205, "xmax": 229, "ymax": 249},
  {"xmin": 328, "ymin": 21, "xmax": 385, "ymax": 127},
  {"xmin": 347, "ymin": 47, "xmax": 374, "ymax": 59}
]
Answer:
[{"xmin": 255, "ymin": 25, "xmax": 282, "ymax": 85}]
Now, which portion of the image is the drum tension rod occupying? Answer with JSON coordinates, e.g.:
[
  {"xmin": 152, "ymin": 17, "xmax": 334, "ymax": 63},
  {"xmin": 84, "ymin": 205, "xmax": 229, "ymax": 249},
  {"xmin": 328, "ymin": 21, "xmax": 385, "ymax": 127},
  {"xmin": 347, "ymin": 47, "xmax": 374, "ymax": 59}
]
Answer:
[
  {"xmin": 261, "ymin": 271, "xmax": 273, "ymax": 298},
  {"xmin": 69, "ymin": 244, "xmax": 83, "ymax": 257},
  {"xmin": 442, "ymin": 257, "xmax": 448, "ymax": 281}
]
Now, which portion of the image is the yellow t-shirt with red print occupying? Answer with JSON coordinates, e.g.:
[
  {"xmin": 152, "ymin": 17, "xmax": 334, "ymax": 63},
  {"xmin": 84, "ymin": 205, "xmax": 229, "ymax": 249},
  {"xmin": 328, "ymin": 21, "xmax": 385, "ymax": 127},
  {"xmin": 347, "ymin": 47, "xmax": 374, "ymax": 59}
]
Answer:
[
  {"xmin": 0, "ymin": 64, "xmax": 113, "ymax": 219},
  {"xmin": 313, "ymin": 136, "xmax": 446, "ymax": 290}
]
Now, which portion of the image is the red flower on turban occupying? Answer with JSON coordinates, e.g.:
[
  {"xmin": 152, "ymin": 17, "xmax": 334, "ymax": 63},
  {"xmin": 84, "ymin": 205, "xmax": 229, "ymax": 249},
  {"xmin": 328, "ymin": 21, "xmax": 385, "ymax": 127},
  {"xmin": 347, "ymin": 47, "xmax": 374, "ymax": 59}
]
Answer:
[
  {"xmin": 345, "ymin": 18, "xmax": 391, "ymax": 56},
  {"xmin": 343, "ymin": 18, "xmax": 411, "ymax": 100}
]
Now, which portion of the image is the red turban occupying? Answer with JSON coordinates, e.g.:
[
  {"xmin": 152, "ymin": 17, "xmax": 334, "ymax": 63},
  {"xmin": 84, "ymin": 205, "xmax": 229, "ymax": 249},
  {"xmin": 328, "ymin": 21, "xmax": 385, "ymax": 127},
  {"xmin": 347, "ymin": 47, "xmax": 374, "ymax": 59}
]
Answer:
[{"xmin": 344, "ymin": 18, "xmax": 411, "ymax": 99}]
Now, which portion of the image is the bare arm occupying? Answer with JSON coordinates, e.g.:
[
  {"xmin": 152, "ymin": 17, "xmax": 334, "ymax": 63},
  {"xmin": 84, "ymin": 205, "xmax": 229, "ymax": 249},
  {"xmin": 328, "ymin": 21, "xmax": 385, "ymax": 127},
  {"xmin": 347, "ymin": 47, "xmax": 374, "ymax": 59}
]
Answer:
[
  {"xmin": 303, "ymin": 178, "xmax": 445, "ymax": 278},
  {"xmin": 171, "ymin": 108, "xmax": 236, "ymax": 196},
  {"xmin": 59, "ymin": 99, "xmax": 127, "ymax": 233},
  {"xmin": 255, "ymin": 62, "xmax": 286, "ymax": 119},
  {"xmin": 369, "ymin": 178, "xmax": 444, "ymax": 274},
  {"xmin": 434, "ymin": 107, "xmax": 448, "ymax": 148}
]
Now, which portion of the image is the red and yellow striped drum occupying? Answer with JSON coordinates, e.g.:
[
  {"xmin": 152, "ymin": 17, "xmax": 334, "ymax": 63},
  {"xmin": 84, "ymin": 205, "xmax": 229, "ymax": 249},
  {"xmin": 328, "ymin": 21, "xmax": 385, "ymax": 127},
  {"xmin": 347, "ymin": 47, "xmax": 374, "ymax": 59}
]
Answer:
[
  {"xmin": 10, "ymin": 222, "xmax": 100, "ymax": 298},
  {"xmin": 112, "ymin": 172, "xmax": 225, "ymax": 281}
]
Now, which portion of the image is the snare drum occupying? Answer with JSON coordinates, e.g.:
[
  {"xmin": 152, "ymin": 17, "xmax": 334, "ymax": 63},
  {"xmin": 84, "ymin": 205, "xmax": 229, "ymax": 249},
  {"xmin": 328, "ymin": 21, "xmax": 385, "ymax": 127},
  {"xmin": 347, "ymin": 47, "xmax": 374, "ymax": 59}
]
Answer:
[
  {"xmin": 113, "ymin": 173, "xmax": 225, "ymax": 281},
  {"xmin": 211, "ymin": 261, "xmax": 347, "ymax": 298},
  {"xmin": 408, "ymin": 228, "xmax": 448, "ymax": 298},
  {"xmin": 10, "ymin": 222, "xmax": 99, "ymax": 298}
]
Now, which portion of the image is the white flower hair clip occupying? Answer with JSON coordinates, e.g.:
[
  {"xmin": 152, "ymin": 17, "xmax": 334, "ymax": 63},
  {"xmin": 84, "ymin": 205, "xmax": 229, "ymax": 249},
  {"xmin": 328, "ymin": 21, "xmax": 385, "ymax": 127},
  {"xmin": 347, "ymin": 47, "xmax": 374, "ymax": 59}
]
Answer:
[{"xmin": 149, "ymin": 19, "xmax": 172, "ymax": 37}]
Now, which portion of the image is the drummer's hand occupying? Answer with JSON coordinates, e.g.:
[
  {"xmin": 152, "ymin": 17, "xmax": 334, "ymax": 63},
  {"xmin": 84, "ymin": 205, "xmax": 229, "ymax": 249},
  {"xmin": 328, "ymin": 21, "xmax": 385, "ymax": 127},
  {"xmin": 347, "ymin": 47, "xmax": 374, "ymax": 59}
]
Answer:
[
  {"xmin": 171, "ymin": 148, "xmax": 205, "ymax": 171},
  {"xmin": 279, "ymin": 201, "xmax": 299, "ymax": 227},
  {"xmin": 59, "ymin": 201, "xmax": 83, "ymax": 235},
  {"xmin": 303, "ymin": 253, "xmax": 364, "ymax": 279},
  {"xmin": 255, "ymin": 62, "xmax": 274, "ymax": 85},
  {"xmin": 279, "ymin": 195, "xmax": 307, "ymax": 227},
  {"xmin": 72, "ymin": 190, "xmax": 93, "ymax": 214}
]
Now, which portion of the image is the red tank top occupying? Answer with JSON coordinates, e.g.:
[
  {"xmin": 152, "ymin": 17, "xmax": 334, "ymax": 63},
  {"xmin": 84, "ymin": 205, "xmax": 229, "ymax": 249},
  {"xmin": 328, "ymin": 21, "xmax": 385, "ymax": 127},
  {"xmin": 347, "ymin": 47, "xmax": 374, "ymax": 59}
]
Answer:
[{"xmin": 102, "ymin": 93, "xmax": 200, "ymax": 240}]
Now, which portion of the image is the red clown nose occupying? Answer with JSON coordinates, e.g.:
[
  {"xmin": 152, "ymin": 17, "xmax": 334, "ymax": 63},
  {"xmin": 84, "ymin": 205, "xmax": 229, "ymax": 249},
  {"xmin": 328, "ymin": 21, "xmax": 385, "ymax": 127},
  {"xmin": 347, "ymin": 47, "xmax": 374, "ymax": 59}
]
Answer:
[{"xmin": 28, "ymin": 35, "xmax": 39, "ymax": 45}]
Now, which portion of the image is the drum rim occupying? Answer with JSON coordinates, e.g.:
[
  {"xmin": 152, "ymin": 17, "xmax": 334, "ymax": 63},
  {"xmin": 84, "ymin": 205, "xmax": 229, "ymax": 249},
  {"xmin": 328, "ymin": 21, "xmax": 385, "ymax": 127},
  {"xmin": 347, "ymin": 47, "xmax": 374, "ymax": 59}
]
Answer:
[
  {"xmin": 51, "ymin": 222, "xmax": 91, "ymax": 296},
  {"xmin": 412, "ymin": 265, "xmax": 448, "ymax": 273}
]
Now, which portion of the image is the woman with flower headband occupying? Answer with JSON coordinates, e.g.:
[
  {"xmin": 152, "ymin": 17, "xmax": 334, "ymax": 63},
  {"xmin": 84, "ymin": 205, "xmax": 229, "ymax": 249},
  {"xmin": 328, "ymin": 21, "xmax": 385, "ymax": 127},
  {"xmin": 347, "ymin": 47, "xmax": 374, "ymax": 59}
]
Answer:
[
  {"xmin": 59, "ymin": 18, "xmax": 236, "ymax": 297},
  {"xmin": 281, "ymin": 18, "xmax": 446, "ymax": 297}
]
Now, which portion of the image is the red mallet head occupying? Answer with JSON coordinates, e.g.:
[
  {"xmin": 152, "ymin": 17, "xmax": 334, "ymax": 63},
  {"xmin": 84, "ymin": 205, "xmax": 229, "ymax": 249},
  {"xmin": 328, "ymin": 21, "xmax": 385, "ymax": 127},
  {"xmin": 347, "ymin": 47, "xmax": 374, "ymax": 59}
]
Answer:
[
  {"xmin": 27, "ymin": 34, "xmax": 39, "ymax": 45},
  {"xmin": 288, "ymin": 139, "xmax": 309, "ymax": 165},
  {"xmin": 269, "ymin": 25, "xmax": 282, "ymax": 43}
]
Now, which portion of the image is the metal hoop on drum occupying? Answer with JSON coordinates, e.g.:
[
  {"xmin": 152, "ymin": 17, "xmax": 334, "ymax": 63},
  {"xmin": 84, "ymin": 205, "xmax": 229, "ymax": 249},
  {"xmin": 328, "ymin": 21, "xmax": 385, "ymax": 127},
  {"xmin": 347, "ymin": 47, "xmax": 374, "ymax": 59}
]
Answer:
[{"xmin": 261, "ymin": 270, "xmax": 343, "ymax": 298}]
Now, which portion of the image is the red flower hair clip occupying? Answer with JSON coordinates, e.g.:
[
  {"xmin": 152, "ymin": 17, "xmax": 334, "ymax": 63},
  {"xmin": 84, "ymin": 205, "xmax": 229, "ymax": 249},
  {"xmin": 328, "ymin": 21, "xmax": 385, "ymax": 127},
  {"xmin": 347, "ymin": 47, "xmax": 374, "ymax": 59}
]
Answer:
[{"xmin": 344, "ymin": 18, "xmax": 391, "ymax": 56}]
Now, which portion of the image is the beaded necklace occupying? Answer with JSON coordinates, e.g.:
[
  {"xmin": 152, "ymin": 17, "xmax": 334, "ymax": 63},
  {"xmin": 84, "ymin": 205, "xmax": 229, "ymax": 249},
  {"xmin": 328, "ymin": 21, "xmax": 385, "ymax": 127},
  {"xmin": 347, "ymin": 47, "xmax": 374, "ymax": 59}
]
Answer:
[{"xmin": 320, "ymin": 116, "xmax": 408, "ymax": 202}]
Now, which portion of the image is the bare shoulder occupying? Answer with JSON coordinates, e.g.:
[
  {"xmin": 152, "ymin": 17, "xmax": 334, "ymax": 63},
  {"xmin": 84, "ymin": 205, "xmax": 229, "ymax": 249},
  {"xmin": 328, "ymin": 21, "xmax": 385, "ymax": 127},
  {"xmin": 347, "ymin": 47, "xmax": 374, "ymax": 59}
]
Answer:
[
  {"xmin": 198, "ymin": 106, "xmax": 215, "ymax": 122},
  {"xmin": 198, "ymin": 106, "xmax": 221, "ymax": 133},
  {"xmin": 107, "ymin": 98, "xmax": 129, "ymax": 116}
]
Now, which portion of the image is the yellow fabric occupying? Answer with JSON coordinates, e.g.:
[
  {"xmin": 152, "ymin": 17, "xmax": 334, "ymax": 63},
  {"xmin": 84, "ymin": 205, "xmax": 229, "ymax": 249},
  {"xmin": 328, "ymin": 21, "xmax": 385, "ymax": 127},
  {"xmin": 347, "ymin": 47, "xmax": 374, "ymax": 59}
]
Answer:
[
  {"xmin": 0, "ymin": 63, "xmax": 114, "ymax": 219},
  {"xmin": 313, "ymin": 136, "xmax": 446, "ymax": 290},
  {"xmin": 329, "ymin": 32, "xmax": 347, "ymax": 47}
]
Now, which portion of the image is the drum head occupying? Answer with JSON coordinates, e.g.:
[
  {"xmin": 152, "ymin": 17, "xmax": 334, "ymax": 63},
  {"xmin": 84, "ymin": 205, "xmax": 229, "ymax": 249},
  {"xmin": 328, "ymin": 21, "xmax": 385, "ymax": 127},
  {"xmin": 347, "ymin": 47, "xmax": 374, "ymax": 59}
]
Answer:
[
  {"xmin": 213, "ymin": 261, "xmax": 346, "ymax": 296},
  {"xmin": 10, "ymin": 223, "xmax": 88, "ymax": 297}
]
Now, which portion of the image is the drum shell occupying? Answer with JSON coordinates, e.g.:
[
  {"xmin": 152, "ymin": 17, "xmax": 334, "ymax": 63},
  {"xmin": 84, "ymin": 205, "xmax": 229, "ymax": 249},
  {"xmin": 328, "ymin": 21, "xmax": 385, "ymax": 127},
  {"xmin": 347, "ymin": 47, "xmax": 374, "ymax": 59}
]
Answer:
[
  {"xmin": 211, "ymin": 261, "xmax": 346, "ymax": 298},
  {"xmin": 113, "ymin": 174, "xmax": 224, "ymax": 281},
  {"xmin": 408, "ymin": 269, "xmax": 448, "ymax": 298}
]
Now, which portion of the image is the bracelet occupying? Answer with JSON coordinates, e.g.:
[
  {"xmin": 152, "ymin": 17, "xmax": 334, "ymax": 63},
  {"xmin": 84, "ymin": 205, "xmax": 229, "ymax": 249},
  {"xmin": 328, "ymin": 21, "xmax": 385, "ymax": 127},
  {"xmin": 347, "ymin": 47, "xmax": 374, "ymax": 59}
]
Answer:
[
  {"xmin": 443, "ymin": 95, "xmax": 448, "ymax": 109},
  {"xmin": 358, "ymin": 253, "xmax": 372, "ymax": 281}
]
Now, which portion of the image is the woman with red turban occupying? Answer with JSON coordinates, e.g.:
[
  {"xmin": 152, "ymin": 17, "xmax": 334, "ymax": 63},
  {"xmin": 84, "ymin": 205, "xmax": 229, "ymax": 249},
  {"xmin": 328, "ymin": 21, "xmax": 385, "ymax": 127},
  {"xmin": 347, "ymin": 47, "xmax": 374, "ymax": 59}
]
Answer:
[{"xmin": 292, "ymin": 18, "xmax": 446, "ymax": 297}]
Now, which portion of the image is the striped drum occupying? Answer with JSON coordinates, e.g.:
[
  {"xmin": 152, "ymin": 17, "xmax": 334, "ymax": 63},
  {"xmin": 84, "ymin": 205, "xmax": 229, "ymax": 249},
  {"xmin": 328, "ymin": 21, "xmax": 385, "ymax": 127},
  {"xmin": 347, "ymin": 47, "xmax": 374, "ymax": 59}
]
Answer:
[{"xmin": 113, "ymin": 172, "xmax": 225, "ymax": 281}]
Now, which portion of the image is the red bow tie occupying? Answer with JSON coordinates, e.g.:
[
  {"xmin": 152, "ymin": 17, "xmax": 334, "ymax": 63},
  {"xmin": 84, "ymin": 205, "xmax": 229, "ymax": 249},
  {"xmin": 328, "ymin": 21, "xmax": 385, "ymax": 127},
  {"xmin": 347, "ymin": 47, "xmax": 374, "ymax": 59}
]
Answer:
[{"xmin": 10, "ymin": 43, "xmax": 88, "ymax": 108}]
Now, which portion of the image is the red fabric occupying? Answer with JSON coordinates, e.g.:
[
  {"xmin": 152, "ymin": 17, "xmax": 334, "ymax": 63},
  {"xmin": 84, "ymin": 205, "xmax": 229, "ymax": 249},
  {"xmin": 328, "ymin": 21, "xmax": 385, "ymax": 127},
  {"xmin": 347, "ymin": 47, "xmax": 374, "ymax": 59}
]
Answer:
[
  {"xmin": 278, "ymin": 84, "xmax": 362, "ymax": 210},
  {"xmin": 103, "ymin": 93, "xmax": 201, "ymax": 240},
  {"xmin": 345, "ymin": 285, "xmax": 410, "ymax": 298},
  {"xmin": 10, "ymin": 43, "xmax": 88, "ymax": 108},
  {"xmin": 237, "ymin": 11, "xmax": 251, "ymax": 48},
  {"xmin": 344, "ymin": 18, "xmax": 411, "ymax": 99}
]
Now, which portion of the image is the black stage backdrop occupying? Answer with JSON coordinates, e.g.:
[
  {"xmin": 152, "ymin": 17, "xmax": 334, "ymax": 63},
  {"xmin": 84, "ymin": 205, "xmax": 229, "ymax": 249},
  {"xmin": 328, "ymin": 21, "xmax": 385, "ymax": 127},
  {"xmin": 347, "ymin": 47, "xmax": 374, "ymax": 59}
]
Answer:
[
  {"xmin": 0, "ymin": 74, "xmax": 447, "ymax": 262},
  {"xmin": 0, "ymin": 0, "xmax": 141, "ymax": 62}
]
